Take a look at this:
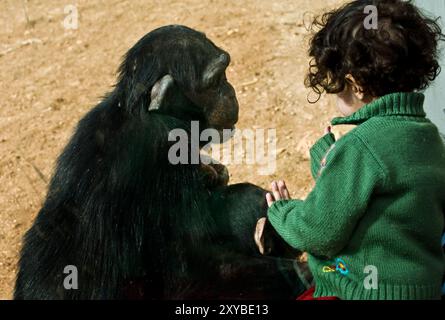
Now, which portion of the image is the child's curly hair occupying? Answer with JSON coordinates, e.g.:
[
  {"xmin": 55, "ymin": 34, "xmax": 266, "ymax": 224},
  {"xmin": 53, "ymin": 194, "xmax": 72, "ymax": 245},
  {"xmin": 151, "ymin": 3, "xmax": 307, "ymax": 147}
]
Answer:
[{"xmin": 306, "ymin": 0, "xmax": 445, "ymax": 101}]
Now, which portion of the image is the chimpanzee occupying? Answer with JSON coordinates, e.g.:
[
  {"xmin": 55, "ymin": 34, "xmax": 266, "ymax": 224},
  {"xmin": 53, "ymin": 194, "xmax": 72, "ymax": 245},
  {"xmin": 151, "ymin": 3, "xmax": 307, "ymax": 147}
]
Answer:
[{"xmin": 14, "ymin": 25, "xmax": 305, "ymax": 300}]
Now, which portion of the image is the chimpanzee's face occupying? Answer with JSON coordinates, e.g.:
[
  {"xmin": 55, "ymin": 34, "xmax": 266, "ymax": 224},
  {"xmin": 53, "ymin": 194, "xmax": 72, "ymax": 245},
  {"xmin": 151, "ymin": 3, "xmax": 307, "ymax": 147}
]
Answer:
[
  {"xmin": 125, "ymin": 26, "xmax": 240, "ymax": 131},
  {"xmin": 188, "ymin": 51, "xmax": 239, "ymax": 132}
]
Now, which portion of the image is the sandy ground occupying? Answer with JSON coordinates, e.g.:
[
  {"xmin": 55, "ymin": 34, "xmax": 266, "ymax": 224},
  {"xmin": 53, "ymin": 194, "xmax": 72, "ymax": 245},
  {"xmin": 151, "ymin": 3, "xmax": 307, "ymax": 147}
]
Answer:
[{"xmin": 0, "ymin": 0, "xmax": 347, "ymax": 299}]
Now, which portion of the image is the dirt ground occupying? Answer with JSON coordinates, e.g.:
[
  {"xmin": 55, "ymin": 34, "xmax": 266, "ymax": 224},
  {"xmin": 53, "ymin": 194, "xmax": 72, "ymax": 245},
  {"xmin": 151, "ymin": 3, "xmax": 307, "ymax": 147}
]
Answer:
[{"xmin": 0, "ymin": 0, "xmax": 347, "ymax": 299}]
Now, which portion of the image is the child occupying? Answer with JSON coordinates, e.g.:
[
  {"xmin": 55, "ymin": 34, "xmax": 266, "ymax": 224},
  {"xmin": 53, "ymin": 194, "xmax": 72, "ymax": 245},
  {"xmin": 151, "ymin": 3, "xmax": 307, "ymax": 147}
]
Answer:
[{"xmin": 256, "ymin": 0, "xmax": 445, "ymax": 300}]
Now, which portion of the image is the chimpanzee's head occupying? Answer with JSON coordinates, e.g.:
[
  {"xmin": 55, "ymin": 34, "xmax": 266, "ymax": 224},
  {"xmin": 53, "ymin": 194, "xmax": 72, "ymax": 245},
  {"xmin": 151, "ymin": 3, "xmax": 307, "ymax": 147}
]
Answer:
[{"xmin": 117, "ymin": 25, "xmax": 239, "ymax": 132}]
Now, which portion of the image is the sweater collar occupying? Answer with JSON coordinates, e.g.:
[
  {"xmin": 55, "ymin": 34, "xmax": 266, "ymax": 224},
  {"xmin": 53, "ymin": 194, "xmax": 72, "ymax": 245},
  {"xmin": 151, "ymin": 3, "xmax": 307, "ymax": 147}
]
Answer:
[{"xmin": 331, "ymin": 92, "xmax": 426, "ymax": 126}]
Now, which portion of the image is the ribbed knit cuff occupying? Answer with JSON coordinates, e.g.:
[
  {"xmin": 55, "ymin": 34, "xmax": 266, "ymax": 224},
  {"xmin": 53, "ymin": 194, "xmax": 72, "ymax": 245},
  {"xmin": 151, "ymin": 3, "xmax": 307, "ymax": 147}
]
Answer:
[
  {"xmin": 310, "ymin": 133, "xmax": 336, "ymax": 178},
  {"xmin": 268, "ymin": 200, "xmax": 293, "ymax": 228},
  {"xmin": 268, "ymin": 199, "xmax": 293, "ymax": 212},
  {"xmin": 267, "ymin": 199, "xmax": 304, "ymax": 248}
]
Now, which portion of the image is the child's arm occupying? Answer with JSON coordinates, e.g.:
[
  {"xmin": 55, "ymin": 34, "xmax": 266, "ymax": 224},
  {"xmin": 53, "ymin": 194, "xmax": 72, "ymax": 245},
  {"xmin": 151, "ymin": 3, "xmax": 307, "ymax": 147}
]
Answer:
[{"xmin": 268, "ymin": 137, "xmax": 386, "ymax": 259}]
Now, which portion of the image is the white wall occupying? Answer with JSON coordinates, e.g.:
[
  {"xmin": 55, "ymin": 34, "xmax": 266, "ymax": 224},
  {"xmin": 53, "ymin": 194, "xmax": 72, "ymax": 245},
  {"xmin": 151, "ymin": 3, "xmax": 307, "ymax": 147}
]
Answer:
[{"xmin": 414, "ymin": 0, "xmax": 445, "ymax": 135}]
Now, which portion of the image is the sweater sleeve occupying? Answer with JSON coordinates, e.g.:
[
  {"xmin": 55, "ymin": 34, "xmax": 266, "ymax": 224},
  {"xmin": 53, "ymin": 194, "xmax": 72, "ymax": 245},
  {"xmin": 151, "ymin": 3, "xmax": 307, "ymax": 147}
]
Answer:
[
  {"xmin": 310, "ymin": 133, "xmax": 336, "ymax": 180},
  {"xmin": 268, "ymin": 137, "xmax": 385, "ymax": 258}
]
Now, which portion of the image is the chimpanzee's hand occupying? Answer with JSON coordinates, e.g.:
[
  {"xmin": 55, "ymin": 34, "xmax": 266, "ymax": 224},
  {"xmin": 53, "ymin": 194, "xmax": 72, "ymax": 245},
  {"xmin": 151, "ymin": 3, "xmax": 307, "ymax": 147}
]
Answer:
[
  {"xmin": 254, "ymin": 217, "xmax": 268, "ymax": 255},
  {"xmin": 266, "ymin": 180, "xmax": 291, "ymax": 207},
  {"xmin": 201, "ymin": 163, "xmax": 230, "ymax": 188}
]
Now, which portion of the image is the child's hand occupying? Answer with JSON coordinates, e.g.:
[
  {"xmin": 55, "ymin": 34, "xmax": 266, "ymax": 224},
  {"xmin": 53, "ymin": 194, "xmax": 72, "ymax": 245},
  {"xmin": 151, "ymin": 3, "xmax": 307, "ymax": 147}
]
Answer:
[{"xmin": 266, "ymin": 180, "xmax": 291, "ymax": 207}]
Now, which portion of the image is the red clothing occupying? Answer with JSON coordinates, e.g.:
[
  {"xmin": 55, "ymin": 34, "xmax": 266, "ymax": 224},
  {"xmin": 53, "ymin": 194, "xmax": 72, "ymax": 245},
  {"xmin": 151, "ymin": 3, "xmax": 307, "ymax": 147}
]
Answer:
[{"xmin": 297, "ymin": 287, "xmax": 339, "ymax": 300}]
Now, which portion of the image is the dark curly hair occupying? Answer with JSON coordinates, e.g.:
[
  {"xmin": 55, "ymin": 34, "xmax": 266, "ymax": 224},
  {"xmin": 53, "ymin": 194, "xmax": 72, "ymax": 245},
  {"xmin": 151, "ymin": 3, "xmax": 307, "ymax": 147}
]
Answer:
[{"xmin": 305, "ymin": 0, "xmax": 445, "ymax": 102}]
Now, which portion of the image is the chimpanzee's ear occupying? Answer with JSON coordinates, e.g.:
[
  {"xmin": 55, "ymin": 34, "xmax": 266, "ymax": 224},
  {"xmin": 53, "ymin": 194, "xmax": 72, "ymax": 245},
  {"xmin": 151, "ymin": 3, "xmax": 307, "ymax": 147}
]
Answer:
[{"xmin": 149, "ymin": 75, "xmax": 175, "ymax": 112}]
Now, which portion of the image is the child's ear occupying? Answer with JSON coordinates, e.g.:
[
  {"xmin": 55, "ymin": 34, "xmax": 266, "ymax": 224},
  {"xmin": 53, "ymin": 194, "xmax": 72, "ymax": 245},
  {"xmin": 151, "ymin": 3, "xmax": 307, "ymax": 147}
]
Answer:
[{"xmin": 345, "ymin": 74, "xmax": 365, "ymax": 100}]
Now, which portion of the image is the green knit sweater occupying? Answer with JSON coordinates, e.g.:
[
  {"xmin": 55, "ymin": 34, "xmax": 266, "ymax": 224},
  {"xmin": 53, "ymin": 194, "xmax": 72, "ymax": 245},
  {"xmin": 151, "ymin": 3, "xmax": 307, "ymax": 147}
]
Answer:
[{"xmin": 268, "ymin": 92, "xmax": 445, "ymax": 300}]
